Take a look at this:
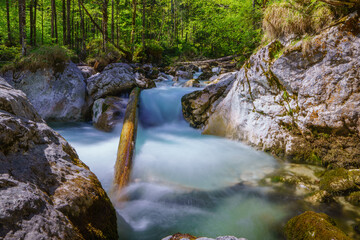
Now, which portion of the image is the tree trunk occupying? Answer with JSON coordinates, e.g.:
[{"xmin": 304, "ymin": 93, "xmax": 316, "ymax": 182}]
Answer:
[
  {"xmin": 67, "ymin": 0, "xmax": 71, "ymax": 45},
  {"xmin": 142, "ymin": 0, "xmax": 146, "ymax": 48},
  {"xmin": 41, "ymin": 0, "xmax": 44, "ymax": 44},
  {"xmin": 111, "ymin": 0, "xmax": 114, "ymax": 42},
  {"xmin": 62, "ymin": 0, "xmax": 66, "ymax": 45},
  {"xmin": 34, "ymin": 0, "xmax": 37, "ymax": 46},
  {"xmin": 102, "ymin": 0, "xmax": 109, "ymax": 51},
  {"xmin": 54, "ymin": 0, "xmax": 58, "ymax": 43},
  {"xmin": 78, "ymin": 0, "xmax": 85, "ymax": 53},
  {"xmin": 130, "ymin": 0, "xmax": 137, "ymax": 52},
  {"xmin": 51, "ymin": 0, "xmax": 56, "ymax": 43},
  {"xmin": 6, "ymin": 0, "xmax": 12, "ymax": 45},
  {"xmin": 19, "ymin": 0, "xmax": 26, "ymax": 56},
  {"xmin": 30, "ymin": 0, "xmax": 33, "ymax": 45}
]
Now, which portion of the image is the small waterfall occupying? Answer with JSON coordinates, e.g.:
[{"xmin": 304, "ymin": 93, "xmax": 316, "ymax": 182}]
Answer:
[{"xmin": 139, "ymin": 87, "xmax": 197, "ymax": 127}]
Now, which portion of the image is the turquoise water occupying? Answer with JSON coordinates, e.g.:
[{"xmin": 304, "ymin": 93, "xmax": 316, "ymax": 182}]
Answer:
[{"xmin": 54, "ymin": 86, "xmax": 291, "ymax": 240}]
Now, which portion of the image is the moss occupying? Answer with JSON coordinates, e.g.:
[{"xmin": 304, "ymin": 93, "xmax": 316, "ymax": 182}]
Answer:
[
  {"xmin": 2, "ymin": 46, "xmax": 74, "ymax": 73},
  {"xmin": 67, "ymin": 175, "xmax": 119, "ymax": 240},
  {"xmin": 268, "ymin": 40, "xmax": 284, "ymax": 60},
  {"xmin": 346, "ymin": 191, "xmax": 360, "ymax": 207},
  {"xmin": 319, "ymin": 168, "xmax": 358, "ymax": 195},
  {"xmin": 284, "ymin": 211, "xmax": 351, "ymax": 240}
]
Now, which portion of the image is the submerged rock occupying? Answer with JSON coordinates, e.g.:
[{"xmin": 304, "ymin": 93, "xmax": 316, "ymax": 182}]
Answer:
[
  {"xmin": 87, "ymin": 63, "xmax": 136, "ymax": 100},
  {"xmin": 3, "ymin": 62, "xmax": 87, "ymax": 121},
  {"xmin": 284, "ymin": 211, "xmax": 351, "ymax": 240},
  {"xmin": 183, "ymin": 13, "xmax": 360, "ymax": 168},
  {"xmin": 92, "ymin": 96, "xmax": 128, "ymax": 132},
  {"xmin": 183, "ymin": 79, "xmax": 201, "ymax": 88},
  {"xmin": 0, "ymin": 77, "xmax": 118, "ymax": 239}
]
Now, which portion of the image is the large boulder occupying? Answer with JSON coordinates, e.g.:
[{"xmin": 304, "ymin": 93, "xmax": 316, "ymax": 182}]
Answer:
[
  {"xmin": 182, "ymin": 72, "xmax": 237, "ymax": 128},
  {"xmin": 3, "ymin": 61, "xmax": 87, "ymax": 122},
  {"xmin": 0, "ymin": 77, "xmax": 118, "ymax": 239},
  {"xmin": 87, "ymin": 63, "xmax": 137, "ymax": 100},
  {"xmin": 185, "ymin": 13, "xmax": 360, "ymax": 168},
  {"xmin": 92, "ymin": 96, "xmax": 128, "ymax": 132},
  {"xmin": 284, "ymin": 211, "xmax": 351, "ymax": 240}
]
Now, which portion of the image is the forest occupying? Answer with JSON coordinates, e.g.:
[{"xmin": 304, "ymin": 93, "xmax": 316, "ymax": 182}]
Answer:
[
  {"xmin": 1, "ymin": 0, "xmax": 353, "ymax": 69},
  {"xmin": 0, "ymin": 0, "xmax": 265, "ymax": 67}
]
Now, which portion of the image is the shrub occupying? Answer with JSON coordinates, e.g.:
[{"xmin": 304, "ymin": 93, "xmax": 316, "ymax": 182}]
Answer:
[
  {"xmin": 1, "ymin": 45, "xmax": 75, "ymax": 73},
  {"xmin": 263, "ymin": 0, "xmax": 335, "ymax": 40},
  {"xmin": 86, "ymin": 39, "xmax": 125, "ymax": 71}
]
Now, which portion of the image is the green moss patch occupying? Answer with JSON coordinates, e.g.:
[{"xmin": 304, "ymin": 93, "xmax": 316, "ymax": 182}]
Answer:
[{"xmin": 284, "ymin": 211, "xmax": 351, "ymax": 240}]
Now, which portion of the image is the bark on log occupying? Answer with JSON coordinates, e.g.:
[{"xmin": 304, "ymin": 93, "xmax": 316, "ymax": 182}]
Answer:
[
  {"xmin": 113, "ymin": 87, "xmax": 140, "ymax": 195},
  {"xmin": 176, "ymin": 54, "xmax": 240, "ymax": 65}
]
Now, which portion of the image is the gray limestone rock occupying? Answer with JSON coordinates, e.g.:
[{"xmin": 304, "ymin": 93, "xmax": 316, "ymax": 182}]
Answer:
[
  {"xmin": 3, "ymin": 62, "xmax": 87, "ymax": 121},
  {"xmin": 87, "ymin": 63, "xmax": 136, "ymax": 100},
  {"xmin": 0, "ymin": 80, "xmax": 118, "ymax": 239}
]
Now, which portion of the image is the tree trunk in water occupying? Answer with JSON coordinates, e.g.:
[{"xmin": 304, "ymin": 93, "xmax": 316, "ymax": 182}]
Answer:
[
  {"xmin": 67, "ymin": 0, "xmax": 71, "ymax": 45},
  {"xmin": 102, "ymin": 0, "xmax": 109, "ymax": 51},
  {"xmin": 19, "ymin": 0, "xmax": 26, "ymax": 56},
  {"xmin": 131, "ymin": 0, "xmax": 137, "ymax": 53},
  {"xmin": 6, "ymin": 0, "xmax": 12, "ymax": 45}
]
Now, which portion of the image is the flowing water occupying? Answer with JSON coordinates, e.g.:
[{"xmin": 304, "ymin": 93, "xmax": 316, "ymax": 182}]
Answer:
[{"xmin": 53, "ymin": 86, "xmax": 296, "ymax": 240}]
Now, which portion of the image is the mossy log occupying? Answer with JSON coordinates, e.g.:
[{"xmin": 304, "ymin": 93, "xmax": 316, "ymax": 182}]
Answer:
[{"xmin": 113, "ymin": 87, "xmax": 140, "ymax": 194}]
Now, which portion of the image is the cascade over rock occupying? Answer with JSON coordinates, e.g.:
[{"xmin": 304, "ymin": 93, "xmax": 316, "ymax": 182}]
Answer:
[
  {"xmin": 182, "ymin": 13, "xmax": 360, "ymax": 168},
  {"xmin": 2, "ymin": 62, "xmax": 87, "ymax": 122},
  {"xmin": 0, "ymin": 77, "xmax": 118, "ymax": 239}
]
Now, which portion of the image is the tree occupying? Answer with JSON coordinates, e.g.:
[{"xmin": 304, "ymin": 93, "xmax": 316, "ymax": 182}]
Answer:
[
  {"xmin": 19, "ymin": 0, "xmax": 26, "ymax": 56},
  {"xmin": 102, "ymin": 0, "xmax": 109, "ymax": 50},
  {"xmin": 6, "ymin": 0, "xmax": 12, "ymax": 45},
  {"xmin": 51, "ymin": 0, "xmax": 58, "ymax": 43}
]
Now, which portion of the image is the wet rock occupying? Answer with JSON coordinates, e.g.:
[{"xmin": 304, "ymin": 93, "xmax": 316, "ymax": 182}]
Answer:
[
  {"xmin": 135, "ymin": 72, "xmax": 156, "ymax": 89},
  {"xmin": 87, "ymin": 63, "xmax": 136, "ymax": 100},
  {"xmin": 185, "ymin": 13, "xmax": 360, "ymax": 168},
  {"xmin": 346, "ymin": 191, "xmax": 360, "ymax": 206},
  {"xmin": 162, "ymin": 234, "xmax": 246, "ymax": 240},
  {"xmin": 3, "ymin": 62, "xmax": 87, "ymax": 121},
  {"xmin": 176, "ymin": 70, "xmax": 193, "ymax": 79},
  {"xmin": 284, "ymin": 211, "xmax": 351, "ymax": 240},
  {"xmin": 92, "ymin": 96, "xmax": 128, "ymax": 132},
  {"xmin": 0, "ymin": 80, "xmax": 118, "ymax": 239},
  {"xmin": 197, "ymin": 71, "xmax": 215, "ymax": 81},
  {"xmin": 319, "ymin": 168, "xmax": 360, "ymax": 194},
  {"xmin": 183, "ymin": 79, "xmax": 201, "ymax": 88},
  {"xmin": 78, "ymin": 65, "xmax": 95, "ymax": 79},
  {"xmin": 182, "ymin": 72, "xmax": 236, "ymax": 128}
]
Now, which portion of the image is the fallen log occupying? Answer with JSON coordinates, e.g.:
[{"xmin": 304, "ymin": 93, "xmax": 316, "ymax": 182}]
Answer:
[
  {"xmin": 113, "ymin": 87, "xmax": 140, "ymax": 194},
  {"xmin": 176, "ymin": 54, "xmax": 240, "ymax": 65}
]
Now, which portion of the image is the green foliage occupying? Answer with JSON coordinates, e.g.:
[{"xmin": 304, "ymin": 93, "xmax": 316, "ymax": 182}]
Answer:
[{"xmin": 0, "ymin": 45, "xmax": 21, "ymax": 67}]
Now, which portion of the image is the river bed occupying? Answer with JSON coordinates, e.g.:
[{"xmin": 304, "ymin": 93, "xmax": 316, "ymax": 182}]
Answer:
[{"xmin": 52, "ymin": 86, "xmax": 302, "ymax": 240}]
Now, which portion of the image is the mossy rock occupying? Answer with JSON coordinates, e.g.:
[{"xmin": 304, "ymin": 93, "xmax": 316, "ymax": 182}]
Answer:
[
  {"xmin": 346, "ymin": 191, "xmax": 360, "ymax": 207},
  {"xmin": 284, "ymin": 211, "xmax": 351, "ymax": 240},
  {"xmin": 320, "ymin": 168, "xmax": 359, "ymax": 195}
]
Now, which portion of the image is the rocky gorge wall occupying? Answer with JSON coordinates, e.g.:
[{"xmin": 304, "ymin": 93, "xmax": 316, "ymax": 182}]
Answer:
[
  {"xmin": 183, "ymin": 12, "xmax": 360, "ymax": 169},
  {"xmin": 0, "ymin": 77, "xmax": 118, "ymax": 239}
]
